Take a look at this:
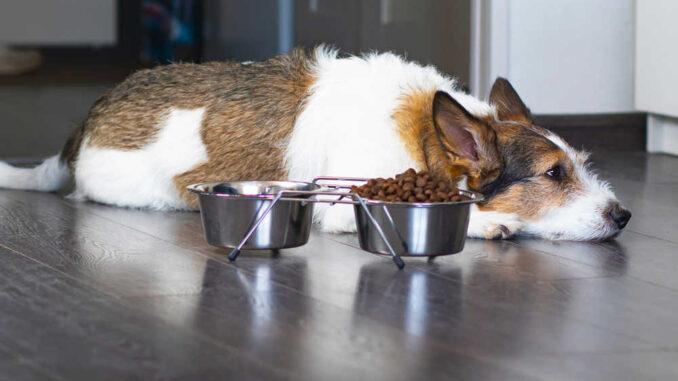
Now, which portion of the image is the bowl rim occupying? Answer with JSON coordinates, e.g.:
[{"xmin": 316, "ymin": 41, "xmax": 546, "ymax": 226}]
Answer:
[
  {"xmin": 186, "ymin": 181, "xmax": 324, "ymax": 198},
  {"xmin": 188, "ymin": 181, "xmax": 484, "ymax": 206},
  {"xmin": 357, "ymin": 189, "xmax": 484, "ymax": 207}
]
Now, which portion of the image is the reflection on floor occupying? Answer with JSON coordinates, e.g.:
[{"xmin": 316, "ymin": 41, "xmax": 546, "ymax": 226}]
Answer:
[{"xmin": 0, "ymin": 151, "xmax": 677, "ymax": 380}]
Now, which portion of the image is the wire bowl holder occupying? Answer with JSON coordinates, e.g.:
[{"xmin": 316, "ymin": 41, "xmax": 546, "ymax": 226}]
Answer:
[{"xmin": 204, "ymin": 176, "xmax": 483, "ymax": 269}]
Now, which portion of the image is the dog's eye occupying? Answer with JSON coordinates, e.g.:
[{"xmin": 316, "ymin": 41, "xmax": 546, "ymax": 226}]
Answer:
[{"xmin": 545, "ymin": 165, "xmax": 563, "ymax": 180}]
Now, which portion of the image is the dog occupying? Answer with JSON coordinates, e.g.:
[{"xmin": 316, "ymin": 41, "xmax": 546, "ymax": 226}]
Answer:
[{"xmin": 0, "ymin": 47, "xmax": 630, "ymax": 240}]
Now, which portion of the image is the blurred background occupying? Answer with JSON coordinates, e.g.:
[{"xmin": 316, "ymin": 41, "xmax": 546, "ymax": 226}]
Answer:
[{"xmin": 0, "ymin": 0, "xmax": 676, "ymax": 160}]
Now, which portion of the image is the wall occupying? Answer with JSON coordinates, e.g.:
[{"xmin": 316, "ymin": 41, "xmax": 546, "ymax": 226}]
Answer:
[
  {"xmin": 0, "ymin": 85, "xmax": 108, "ymax": 159},
  {"xmin": 0, "ymin": 0, "xmax": 116, "ymax": 45},
  {"xmin": 473, "ymin": 0, "xmax": 635, "ymax": 115}
]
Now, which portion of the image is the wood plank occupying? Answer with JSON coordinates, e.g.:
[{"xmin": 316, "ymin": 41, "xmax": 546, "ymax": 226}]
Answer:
[
  {"xmin": 607, "ymin": 180, "xmax": 678, "ymax": 244},
  {"xmin": 516, "ymin": 231, "xmax": 678, "ymax": 291},
  {"xmin": 590, "ymin": 151, "xmax": 678, "ymax": 184},
  {"xmin": 0, "ymin": 190, "xmax": 70, "ymax": 237},
  {"xmin": 0, "ymin": 345, "xmax": 61, "ymax": 381},
  {"xmin": 0, "ymin": 245, "xmax": 288, "ymax": 380},
  {"xmin": 499, "ymin": 350, "xmax": 678, "ymax": 381}
]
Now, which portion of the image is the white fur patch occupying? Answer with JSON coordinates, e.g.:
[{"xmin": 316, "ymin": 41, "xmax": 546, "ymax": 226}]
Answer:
[
  {"xmin": 467, "ymin": 206, "xmax": 523, "ymax": 239},
  {"xmin": 285, "ymin": 47, "xmax": 494, "ymax": 232},
  {"xmin": 74, "ymin": 108, "xmax": 208, "ymax": 210}
]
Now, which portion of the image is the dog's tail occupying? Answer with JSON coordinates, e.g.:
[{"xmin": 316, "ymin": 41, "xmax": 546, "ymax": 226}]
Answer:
[
  {"xmin": 0, "ymin": 123, "xmax": 84, "ymax": 192},
  {"xmin": 0, "ymin": 155, "xmax": 70, "ymax": 191}
]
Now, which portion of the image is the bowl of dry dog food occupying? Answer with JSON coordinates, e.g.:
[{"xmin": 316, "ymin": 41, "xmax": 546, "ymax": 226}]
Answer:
[{"xmin": 341, "ymin": 169, "xmax": 482, "ymax": 258}]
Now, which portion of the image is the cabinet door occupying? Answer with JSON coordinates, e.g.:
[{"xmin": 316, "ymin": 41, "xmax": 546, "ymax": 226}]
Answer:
[
  {"xmin": 294, "ymin": 0, "xmax": 470, "ymax": 85},
  {"xmin": 359, "ymin": 0, "xmax": 470, "ymax": 85},
  {"xmin": 636, "ymin": 1, "xmax": 678, "ymax": 118}
]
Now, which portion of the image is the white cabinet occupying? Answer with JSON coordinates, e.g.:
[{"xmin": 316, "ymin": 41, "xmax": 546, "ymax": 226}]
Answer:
[
  {"xmin": 636, "ymin": 0, "xmax": 678, "ymax": 154},
  {"xmin": 471, "ymin": 0, "xmax": 635, "ymax": 114},
  {"xmin": 635, "ymin": 0, "xmax": 678, "ymax": 118}
]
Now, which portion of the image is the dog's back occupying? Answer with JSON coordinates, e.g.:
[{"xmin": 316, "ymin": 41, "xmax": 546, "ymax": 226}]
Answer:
[{"xmin": 1, "ymin": 49, "xmax": 317, "ymax": 210}]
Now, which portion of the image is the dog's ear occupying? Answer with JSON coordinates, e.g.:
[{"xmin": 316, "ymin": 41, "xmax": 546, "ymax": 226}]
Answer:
[
  {"xmin": 489, "ymin": 77, "xmax": 532, "ymax": 123},
  {"xmin": 432, "ymin": 91, "xmax": 502, "ymax": 190},
  {"xmin": 433, "ymin": 91, "xmax": 489, "ymax": 161}
]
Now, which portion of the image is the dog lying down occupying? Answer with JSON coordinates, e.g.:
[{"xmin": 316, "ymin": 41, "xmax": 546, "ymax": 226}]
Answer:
[{"xmin": 0, "ymin": 47, "xmax": 630, "ymax": 240}]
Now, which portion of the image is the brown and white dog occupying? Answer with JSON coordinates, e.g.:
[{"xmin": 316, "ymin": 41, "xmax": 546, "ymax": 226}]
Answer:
[{"xmin": 0, "ymin": 47, "xmax": 630, "ymax": 240}]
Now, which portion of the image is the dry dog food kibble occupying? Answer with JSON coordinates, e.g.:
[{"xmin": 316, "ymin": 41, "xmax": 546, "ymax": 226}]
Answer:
[{"xmin": 350, "ymin": 168, "xmax": 471, "ymax": 203}]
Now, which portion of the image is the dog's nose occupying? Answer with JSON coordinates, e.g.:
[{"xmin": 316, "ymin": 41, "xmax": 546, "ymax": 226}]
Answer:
[{"xmin": 606, "ymin": 203, "xmax": 632, "ymax": 229}]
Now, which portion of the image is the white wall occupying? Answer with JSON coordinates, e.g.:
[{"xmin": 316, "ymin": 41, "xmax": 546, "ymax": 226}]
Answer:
[
  {"xmin": 0, "ymin": 0, "xmax": 116, "ymax": 45},
  {"xmin": 473, "ymin": 0, "xmax": 635, "ymax": 115}
]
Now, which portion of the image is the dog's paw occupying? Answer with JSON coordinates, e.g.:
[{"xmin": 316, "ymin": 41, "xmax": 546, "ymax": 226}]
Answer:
[
  {"xmin": 320, "ymin": 205, "xmax": 357, "ymax": 233},
  {"xmin": 467, "ymin": 210, "xmax": 523, "ymax": 240},
  {"xmin": 483, "ymin": 221, "xmax": 522, "ymax": 240}
]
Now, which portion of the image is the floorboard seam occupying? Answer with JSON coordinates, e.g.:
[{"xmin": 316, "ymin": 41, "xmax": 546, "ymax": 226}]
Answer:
[
  {"xmin": 501, "ymin": 347, "xmax": 678, "ymax": 359},
  {"xmin": 0, "ymin": 344, "xmax": 66, "ymax": 381},
  {"xmin": 503, "ymin": 241, "xmax": 678, "ymax": 295},
  {"xmin": 320, "ymin": 235, "xmax": 625, "ymax": 286},
  {"xmin": 0, "ymin": 243, "xmax": 122, "ymax": 300},
  {"xmin": 628, "ymin": 229, "xmax": 678, "ymax": 245}
]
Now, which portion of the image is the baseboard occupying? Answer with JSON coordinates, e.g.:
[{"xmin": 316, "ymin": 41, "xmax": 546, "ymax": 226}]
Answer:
[
  {"xmin": 532, "ymin": 113, "xmax": 647, "ymax": 152},
  {"xmin": 647, "ymin": 114, "xmax": 678, "ymax": 156}
]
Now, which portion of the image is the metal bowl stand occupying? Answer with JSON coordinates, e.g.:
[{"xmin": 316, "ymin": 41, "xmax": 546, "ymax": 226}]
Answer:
[{"xmin": 227, "ymin": 177, "xmax": 407, "ymax": 269}]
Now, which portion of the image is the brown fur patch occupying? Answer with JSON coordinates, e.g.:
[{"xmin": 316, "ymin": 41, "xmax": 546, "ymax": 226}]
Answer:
[
  {"xmin": 62, "ymin": 49, "xmax": 316, "ymax": 208},
  {"xmin": 394, "ymin": 90, "xmax": 469, "ymax": 184},
  {"xmin": 174, "ymin": 50, "xmax": 317, "ymax": 208},
  {"xmin": 393, "ymin": 90, "xmax": 502, "ymax": 190},
  {"xmin": 394, "ymin": 91, "xmax": 434, "ymax": 167}
]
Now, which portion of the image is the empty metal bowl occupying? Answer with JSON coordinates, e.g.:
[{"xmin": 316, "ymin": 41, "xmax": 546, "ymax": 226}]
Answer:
[
  {"xmin": 187, "ymin": 181, "xmax": 322, "ymax": 250},
  {"xmin": 353, "ymin": 190, "xmax": 483, "ymax": 256}
]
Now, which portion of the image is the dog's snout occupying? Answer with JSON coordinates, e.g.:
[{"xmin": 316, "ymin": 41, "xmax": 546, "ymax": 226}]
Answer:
[{"xmin": 606, "ymin": 202, "xmax": 631, "ymax": 229}]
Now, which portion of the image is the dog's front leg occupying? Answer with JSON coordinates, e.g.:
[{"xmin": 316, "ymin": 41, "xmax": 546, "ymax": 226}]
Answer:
[{"xmin": 467, "ymin": 205, "xmax": 523, "ymax": 239}]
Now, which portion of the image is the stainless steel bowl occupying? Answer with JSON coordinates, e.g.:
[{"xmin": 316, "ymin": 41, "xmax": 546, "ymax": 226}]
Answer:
[
  {"xmin": 187, "ymin": 181, "xmax": 322, "ymax": 249},
  {"xmin": 354, "ymin": 190, "xmax": 482, "ymax": 256}
]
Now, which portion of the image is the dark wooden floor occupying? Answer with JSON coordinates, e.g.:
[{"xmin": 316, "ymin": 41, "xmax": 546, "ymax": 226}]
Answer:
[{"xmin": 1, "ymin": 151, "xmax": 677, "ymax": 380}]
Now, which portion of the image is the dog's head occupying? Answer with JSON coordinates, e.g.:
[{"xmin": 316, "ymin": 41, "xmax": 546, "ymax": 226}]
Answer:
[{"xmin": 431, "ymin": 78, "xmax": 630, "ymax": 240}]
